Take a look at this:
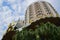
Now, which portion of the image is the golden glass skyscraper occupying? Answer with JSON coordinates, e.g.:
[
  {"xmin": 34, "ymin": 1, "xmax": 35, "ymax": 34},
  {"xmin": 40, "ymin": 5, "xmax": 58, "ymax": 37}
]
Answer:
[{"xmin": 25, "ymin": 1, "xmax": 59, "ymax": 25}]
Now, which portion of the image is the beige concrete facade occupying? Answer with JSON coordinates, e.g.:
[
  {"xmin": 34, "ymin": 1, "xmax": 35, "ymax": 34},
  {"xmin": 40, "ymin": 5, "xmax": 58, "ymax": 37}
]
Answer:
[{"xmin": 25, "ymin": 1, "xmax": 59, "ymax": 25}]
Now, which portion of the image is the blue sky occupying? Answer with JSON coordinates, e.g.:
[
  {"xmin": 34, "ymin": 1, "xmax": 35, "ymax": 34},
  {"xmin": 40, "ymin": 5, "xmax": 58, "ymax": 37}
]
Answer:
[{"xmin": 0, "ymin": 0, "xmax": 60, "ymax": 40}]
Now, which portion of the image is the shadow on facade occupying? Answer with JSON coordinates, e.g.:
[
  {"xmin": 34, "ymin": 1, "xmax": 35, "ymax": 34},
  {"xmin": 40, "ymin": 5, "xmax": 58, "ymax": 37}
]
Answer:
[{"xmin": 26, "ymin": 17, "xmax": 60, "ymax": 30}]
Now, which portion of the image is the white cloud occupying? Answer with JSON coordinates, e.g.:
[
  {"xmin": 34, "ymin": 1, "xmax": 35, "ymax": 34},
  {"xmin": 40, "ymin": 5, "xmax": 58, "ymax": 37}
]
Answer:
[
  {"xmin": 16, "ymin": 4, "xmax": 21, "ymax": 13},
  {"xmin": 7, "ymin": 0, "xmax": 16, "ymax": 4},
  {"xmin": 25, "ymin": 0, "xmax": 38, "ymax": 6},
  {"xmin": 43, "ymin": 0, "xmax": 51, "ymax": 2},
  {"xmin": 0, "ymin": 0, "xmax": 3, "ymax": 5},
  {"xmin": 11, "ymin": 4, "xmax": 17, "ymax": 11},
  {"xmin": 0, "ymin": 6, "xmax": 12, "ymax": 20}
]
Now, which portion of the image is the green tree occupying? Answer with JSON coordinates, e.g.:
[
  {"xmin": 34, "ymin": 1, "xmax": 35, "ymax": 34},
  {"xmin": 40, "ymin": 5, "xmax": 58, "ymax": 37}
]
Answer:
[{"xmin": 13, "ymin": 22, "xmax": 60, "ymax": 40}]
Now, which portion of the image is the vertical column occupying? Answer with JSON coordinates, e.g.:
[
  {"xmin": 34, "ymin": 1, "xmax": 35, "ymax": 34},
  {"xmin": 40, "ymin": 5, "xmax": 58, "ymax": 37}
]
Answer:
[
  {"xmin": 45, "ymin": 2, "xmax": 57, "ymax": 17},
  {"xmin": 39, "ymin": 2, "xmax": 47, "ymax": 18},
  {"xmin": 32, "ymin": 3, "xmax": 37, "ymax": 22}
]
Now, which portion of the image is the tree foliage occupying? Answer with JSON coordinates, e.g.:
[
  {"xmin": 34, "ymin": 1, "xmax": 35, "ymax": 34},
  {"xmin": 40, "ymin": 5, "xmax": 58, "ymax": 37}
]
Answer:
[{"xmin": 13, "ymin": 22, "xmax": 60, "ymax": 40}]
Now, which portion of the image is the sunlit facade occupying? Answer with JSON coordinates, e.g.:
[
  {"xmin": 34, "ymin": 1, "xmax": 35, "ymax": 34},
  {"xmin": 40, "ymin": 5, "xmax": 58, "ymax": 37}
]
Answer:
[{"xmin": 25, "ymin": 1, "xmax": 59, "ymax": 25}]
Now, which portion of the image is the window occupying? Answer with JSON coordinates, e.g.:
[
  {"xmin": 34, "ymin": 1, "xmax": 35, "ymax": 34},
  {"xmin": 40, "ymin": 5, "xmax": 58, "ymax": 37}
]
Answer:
[
  {"xmin": 29, "ymin": 5, "xmax": 33, "ymax": 14},
  {"xmin": 37, "ymin": 10, "xmax": 43, "ymax": 15},
  {"xmin": 42, "ymin": 2, "xmax": 52, "ymax": 15},
  {"xmin": 29, "ymin": 16, "xmax": 33, "ymax": 19},
  {"xmin": 34, "ymin": 2, "xmax": 41, "ymax": 11}
]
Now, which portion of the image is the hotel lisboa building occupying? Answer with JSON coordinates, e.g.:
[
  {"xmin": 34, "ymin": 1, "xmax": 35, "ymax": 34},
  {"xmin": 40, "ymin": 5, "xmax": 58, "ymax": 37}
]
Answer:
[{"xmin": 25, "ymin": 1, "xmax": 59, "ymax": 25}]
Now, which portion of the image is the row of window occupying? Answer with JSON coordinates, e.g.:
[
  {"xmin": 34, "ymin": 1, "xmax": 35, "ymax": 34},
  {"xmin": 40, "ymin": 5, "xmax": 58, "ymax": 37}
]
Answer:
[
  {"xmin": 28, "ymin": 2, "xmax": 53, "ymax": 23},
  {"xmin": 42, "ymin": 2, "xmax": 51, "ymax": 14},
  {"xmin": 29, "ymin": 5, "xmax": 33, "ymax": 14},
  {"xmin": 34, "ymin": 2, "xmax": 42, "ymax": 11}
]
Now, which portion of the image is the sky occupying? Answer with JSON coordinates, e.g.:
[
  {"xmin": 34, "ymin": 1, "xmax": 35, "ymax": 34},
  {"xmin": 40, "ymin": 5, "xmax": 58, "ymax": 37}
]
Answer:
[{"xmin": 0, "ymin": 0, "xmax": 60, "ymax": 40}]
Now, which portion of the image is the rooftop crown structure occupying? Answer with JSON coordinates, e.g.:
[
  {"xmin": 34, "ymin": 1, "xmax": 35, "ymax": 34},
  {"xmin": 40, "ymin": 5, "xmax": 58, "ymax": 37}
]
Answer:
[{"xmin": 25, "ymin": 1, "xmax": 59, "ymax": 25}]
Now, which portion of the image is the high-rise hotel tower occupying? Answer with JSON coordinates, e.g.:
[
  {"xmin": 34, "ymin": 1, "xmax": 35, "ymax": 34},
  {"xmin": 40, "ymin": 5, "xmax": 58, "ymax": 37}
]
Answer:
[{"xmin": 25, "ymin": 1, "xmax": 59, "ymax": 25}]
